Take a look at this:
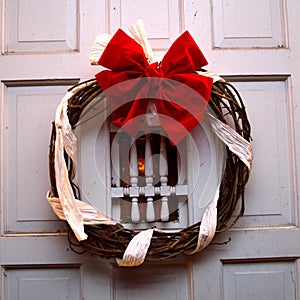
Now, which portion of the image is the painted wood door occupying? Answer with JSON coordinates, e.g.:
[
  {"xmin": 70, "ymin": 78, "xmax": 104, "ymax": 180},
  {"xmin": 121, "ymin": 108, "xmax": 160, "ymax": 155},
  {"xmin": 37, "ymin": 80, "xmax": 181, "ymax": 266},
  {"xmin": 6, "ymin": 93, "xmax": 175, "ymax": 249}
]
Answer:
[{"xmin": 1, "ymin": 1, "xmax": 299, "ymax": 299}]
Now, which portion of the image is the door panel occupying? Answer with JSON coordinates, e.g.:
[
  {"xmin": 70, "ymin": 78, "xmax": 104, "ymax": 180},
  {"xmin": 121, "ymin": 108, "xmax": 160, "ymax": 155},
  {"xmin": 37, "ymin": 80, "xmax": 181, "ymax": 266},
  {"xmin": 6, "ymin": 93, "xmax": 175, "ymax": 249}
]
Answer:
[
  {"xmin": 211, "ymin": 0, "xmax": 287, "ymax": 48},
  {"xmin": 5, "ymin": 84, "xmax": 74, "ymax": 233},
  {"xmin": 4, "ymin": 266, "xmax": 81, "ymax": 300},
  {"xmin": 1, "ymin": 0, "xmax": 300, "ymax": 299},
  {"xmin": 231, "ymin": 78, "xmax": 295, "ymax": 227},
  {"xmin": 222, "ymin": 261, "xmax": 295, "ymax": 300},
  {"xmin": 112, "ymin": 263, "xmax": 191, "ymax": 300},
  {"xmin": 5, "ymin": 0, "xmax": 78, "ymax": 54},
  {"xmin": 109, "ymin": 0, "xmax": 182, "ymax": 51}
]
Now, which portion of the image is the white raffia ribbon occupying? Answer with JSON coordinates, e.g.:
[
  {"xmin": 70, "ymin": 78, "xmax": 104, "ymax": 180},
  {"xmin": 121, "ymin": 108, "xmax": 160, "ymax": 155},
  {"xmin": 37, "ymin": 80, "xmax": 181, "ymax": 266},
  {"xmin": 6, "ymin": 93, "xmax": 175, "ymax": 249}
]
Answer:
[
  {"xmin": 197, "ymin": 70, "xmax": 225, "ymax": 83},
  {"xmin": 117, "ymin": 229, "xmax": 154, "ymax": 267},
  {"xmin": 187, "ymin": 186, "xmax": 220, "ymax": 255},
  {"xmin": 47, "ymin": 193, "xmax": 115, "ymax": 225},
  {"xmin": 54, "ymin": 89, "xmax": 87, "ymax": 241},
  {"xmin": 90, "ymin": 33, "xmax": 113, "ymax": 65},
  {"xmin": 207, "ymin": 113, "xmax": 253, "ymax": 170},
  {"xmin": 90, "ymin": 19, "xmax": 156, "ymax": 65},
  {"xmin": 187, "ymin": 112, "xmax": 252, "ymax": 254},
  {"xmin": 129, "ymin": 19, "xmax": 156, "ymax": 63}
]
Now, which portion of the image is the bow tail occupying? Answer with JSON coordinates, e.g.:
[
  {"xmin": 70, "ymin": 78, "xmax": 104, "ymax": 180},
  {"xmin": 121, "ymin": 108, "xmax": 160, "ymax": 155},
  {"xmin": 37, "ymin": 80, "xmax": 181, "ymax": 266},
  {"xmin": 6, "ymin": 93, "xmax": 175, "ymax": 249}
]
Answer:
[
  {"xmin": 155, "ymin": 100, "xmax": 208, "ymax": 145},
  {"xmin": 153, "ymin": 76, "xmax": 213, "ymax": 144}
]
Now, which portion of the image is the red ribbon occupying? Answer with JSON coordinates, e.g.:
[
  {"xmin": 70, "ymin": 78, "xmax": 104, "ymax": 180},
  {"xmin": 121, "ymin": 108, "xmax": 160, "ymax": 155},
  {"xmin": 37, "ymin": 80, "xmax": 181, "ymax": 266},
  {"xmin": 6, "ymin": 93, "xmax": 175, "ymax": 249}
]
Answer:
[{"xmin": 95, "ymin": 29, "xmax": 213, "ymax": 144}]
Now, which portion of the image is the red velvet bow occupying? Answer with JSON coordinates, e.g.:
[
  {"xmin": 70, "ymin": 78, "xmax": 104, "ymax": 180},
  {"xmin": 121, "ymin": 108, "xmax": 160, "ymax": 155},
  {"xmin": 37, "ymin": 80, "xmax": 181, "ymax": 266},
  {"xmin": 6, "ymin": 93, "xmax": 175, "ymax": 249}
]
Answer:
[{"xmin": 95, "ymin": 29, "xmax": 213, "ymax": 144}]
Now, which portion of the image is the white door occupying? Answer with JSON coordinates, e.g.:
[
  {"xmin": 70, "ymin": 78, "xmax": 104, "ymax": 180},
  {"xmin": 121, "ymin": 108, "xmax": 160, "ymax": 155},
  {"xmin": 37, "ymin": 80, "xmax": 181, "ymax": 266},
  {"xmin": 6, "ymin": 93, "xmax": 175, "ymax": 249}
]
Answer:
[{"xmin": 1, "ymin": 1, "xmax": 299, "ymax": 299}]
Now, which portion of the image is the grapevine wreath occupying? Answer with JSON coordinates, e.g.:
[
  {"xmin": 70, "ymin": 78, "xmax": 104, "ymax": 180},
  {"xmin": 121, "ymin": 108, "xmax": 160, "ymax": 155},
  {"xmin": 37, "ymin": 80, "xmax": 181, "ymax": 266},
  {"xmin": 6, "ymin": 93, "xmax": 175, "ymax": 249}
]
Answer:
[{"xmin": 47, "ymin": 21, "xmax": 253, "ymax": 267}]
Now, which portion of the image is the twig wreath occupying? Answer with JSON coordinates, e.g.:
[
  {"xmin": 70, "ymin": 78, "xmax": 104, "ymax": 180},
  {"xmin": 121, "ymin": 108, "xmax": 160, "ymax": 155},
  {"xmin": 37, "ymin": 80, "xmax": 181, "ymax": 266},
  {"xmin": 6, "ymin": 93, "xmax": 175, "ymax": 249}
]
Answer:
[{"xmin": 47, "ymin": 21, "xmax": 253, "ymax": 267}]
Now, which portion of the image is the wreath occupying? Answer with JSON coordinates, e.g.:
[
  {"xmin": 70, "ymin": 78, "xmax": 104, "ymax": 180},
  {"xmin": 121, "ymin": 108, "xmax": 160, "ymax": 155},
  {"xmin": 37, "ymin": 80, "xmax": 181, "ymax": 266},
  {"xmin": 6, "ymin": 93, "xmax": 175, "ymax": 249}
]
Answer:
[{"xmin": 47, "ymin": 21, "xmax": 252, "ymax": 267}]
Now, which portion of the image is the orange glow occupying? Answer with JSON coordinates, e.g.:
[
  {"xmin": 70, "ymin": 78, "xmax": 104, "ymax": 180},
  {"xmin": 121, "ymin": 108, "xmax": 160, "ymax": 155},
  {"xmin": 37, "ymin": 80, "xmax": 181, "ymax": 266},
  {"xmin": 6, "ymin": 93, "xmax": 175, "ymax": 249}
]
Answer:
[{"xmin": 138, "ymin": 158, "xmax": 145, "ymax": 174}]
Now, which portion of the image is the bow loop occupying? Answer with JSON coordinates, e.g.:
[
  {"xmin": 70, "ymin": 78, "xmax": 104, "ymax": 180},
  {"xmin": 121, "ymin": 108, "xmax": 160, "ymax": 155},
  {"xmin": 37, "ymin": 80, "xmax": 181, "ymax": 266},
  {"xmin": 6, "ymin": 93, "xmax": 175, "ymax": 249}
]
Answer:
[
  {"xmin": 98, "ymin": 29, "xmax": 148, "ymax": 72},
  {"xmin": 161, "ymin": 31, "xmax": 208, "ymax": 75}
]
